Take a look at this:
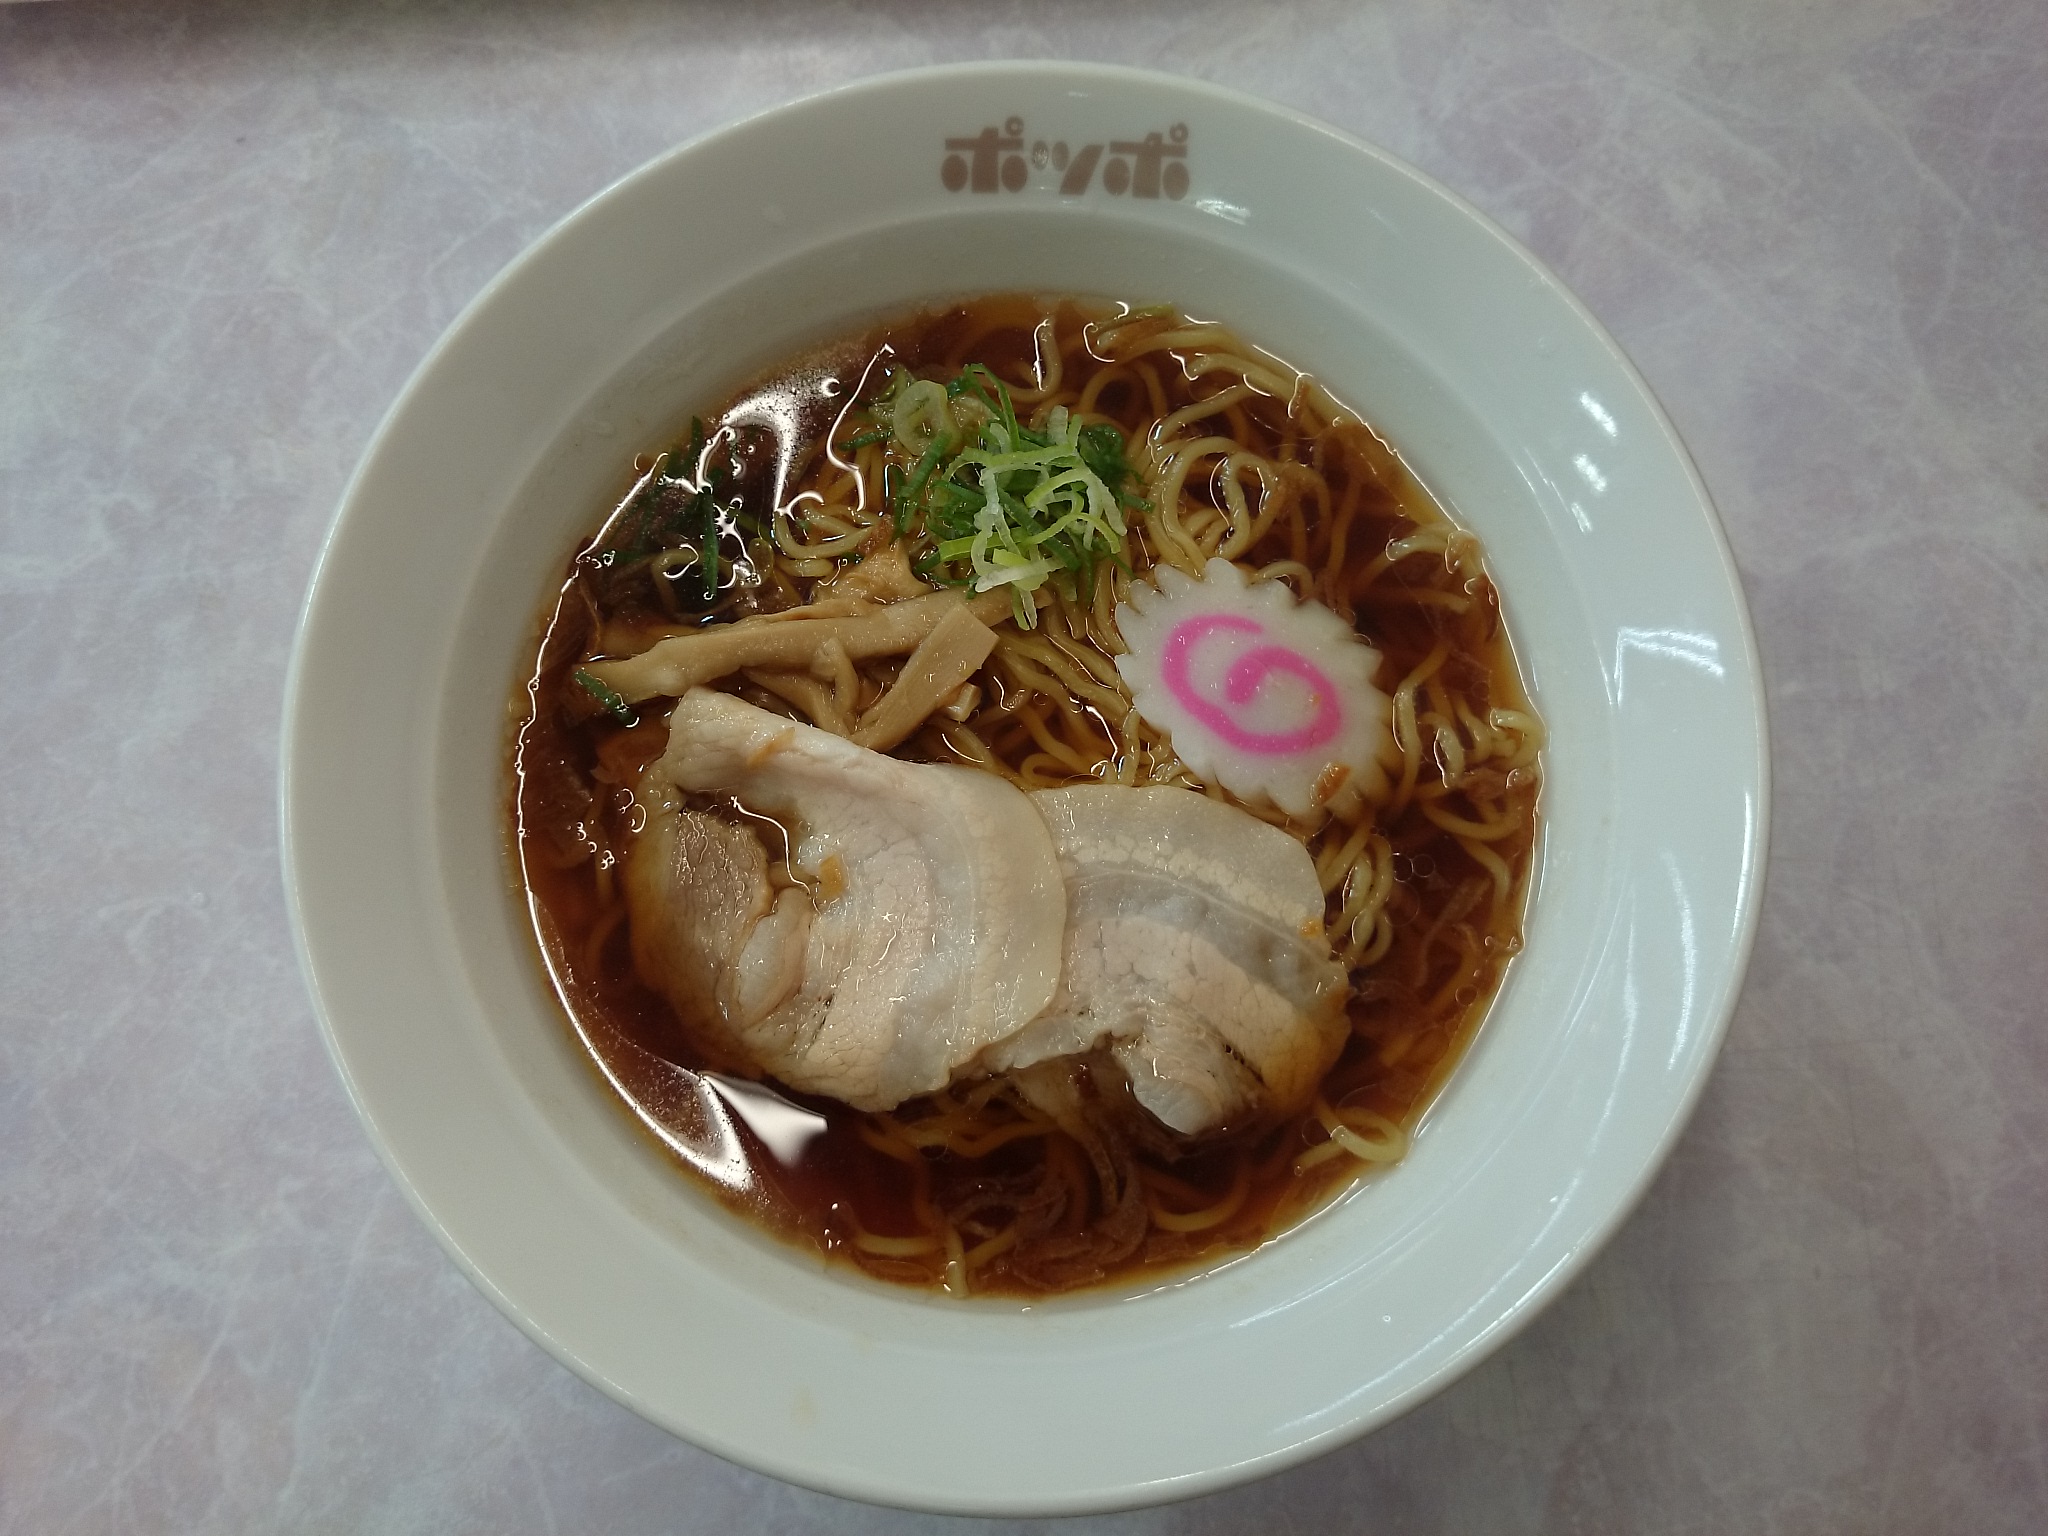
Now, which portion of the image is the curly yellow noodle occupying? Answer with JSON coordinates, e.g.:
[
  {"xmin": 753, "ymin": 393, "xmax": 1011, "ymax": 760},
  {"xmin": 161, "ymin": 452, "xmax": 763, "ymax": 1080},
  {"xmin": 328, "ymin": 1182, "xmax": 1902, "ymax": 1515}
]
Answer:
[
  {"xmin": 1145, "ymin": 1165, "xmax": 1251, "ymax": 1233},
  {"xmin": 1421, "ymin": 802, "xmax": 1524, "ymax": 841}
]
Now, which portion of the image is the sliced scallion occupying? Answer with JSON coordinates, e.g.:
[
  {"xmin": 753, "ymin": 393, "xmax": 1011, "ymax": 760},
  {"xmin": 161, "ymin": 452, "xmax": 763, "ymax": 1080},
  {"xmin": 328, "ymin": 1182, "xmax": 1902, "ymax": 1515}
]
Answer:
[{"xmin": 573, "ymin": 668, "xmax": 638, "ymax": 726}]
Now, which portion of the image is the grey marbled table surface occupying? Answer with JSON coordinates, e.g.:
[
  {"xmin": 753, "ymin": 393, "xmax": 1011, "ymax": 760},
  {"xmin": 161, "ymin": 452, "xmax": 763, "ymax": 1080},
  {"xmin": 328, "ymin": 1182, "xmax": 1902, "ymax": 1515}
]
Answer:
[{"xmin": 4, "ymin": 2, "xmax": 2045, "ymax": 1531}]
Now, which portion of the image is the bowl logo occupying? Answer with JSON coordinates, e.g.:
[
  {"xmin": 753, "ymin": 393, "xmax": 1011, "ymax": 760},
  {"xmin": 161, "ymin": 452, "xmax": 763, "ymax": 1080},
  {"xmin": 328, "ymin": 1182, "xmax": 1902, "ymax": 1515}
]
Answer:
[{"xmin": 941, "ymin": 117, "xmax": 1191, "ymax": 199}]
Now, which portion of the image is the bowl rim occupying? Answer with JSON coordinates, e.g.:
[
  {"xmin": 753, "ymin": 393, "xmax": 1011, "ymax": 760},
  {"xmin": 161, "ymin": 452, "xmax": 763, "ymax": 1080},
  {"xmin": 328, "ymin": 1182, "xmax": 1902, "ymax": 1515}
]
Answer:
[{"xmin": 281, "ymin": 59, "xmax": 1770, "ymax": 1515}]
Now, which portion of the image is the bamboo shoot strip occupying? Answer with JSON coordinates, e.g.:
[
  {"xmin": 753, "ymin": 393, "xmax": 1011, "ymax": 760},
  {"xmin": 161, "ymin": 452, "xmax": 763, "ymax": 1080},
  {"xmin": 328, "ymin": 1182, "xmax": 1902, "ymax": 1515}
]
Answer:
[
  {"xmin": 851, "ymin": 606, "xmax": 1000, "ymax": 751},
  {"xmin": 585, "ymin": 589, "xmax": 1009, "ymax": 704}
]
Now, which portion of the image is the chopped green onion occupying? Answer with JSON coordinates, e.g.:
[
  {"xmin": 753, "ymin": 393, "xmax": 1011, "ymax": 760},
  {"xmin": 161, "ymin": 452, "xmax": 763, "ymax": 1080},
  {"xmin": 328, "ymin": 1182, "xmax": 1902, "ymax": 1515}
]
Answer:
[
  {"xmin": 698, "ymin": 498, "xmax": 720, "ymax": 601},
  {"xmin": 837, "ymin": 426, "xmax": 891, "ymax": 453},
  {"xmin": 874, "ymin": 365, "xmax": 1147, "ymax": 628},
  {"xmin": 895, "ymin": 435, "xmax": 948, "ymax": 534},
  {"xmin": 573, "ymin": 668, "xmax": 637, "ymax": 726}
]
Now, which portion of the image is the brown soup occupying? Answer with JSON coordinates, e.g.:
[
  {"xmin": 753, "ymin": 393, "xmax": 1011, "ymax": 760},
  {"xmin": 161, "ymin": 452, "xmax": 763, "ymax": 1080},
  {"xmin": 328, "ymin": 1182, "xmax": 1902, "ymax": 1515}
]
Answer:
[{"xmin": 512, "ymin": 296, "xmax": 1540, "ymax": 1295}]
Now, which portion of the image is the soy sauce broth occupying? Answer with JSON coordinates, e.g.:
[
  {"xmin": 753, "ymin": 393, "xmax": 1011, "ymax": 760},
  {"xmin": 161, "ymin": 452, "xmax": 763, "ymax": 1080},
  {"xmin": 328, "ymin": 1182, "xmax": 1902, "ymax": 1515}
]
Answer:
[{"xmin": 511, "ymin": 296, "xmax": 1539, "ymax": 1295}]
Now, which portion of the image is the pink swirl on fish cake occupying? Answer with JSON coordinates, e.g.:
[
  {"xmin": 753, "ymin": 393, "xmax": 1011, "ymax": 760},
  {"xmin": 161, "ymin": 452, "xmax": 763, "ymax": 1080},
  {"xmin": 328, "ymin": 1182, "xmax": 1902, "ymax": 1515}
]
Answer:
[{"xmin": 1158, "ymin": 614, "xmax": 1342, "ymax": 757}]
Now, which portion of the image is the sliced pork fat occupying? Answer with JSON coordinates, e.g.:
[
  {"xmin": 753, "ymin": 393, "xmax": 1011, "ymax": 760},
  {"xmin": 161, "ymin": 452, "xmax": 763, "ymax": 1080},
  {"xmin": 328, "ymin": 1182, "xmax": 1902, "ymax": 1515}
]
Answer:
[
  {"xmin": 986, "ymin": 785, "xmax": 1351, "ymax": 1135},
  {"xmin": 624, "ymin": 689, "xmax": 1066, "ymax": 1110}
]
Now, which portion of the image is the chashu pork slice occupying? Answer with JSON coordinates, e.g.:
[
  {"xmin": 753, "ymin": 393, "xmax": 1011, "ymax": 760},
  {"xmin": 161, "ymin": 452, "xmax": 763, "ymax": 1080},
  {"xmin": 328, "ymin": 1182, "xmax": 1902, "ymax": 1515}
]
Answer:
[
  {"xmin": 986, "ymin": 785, "xmax": 1351, "ymax": 1135},
  {"xmin": 624, "ymin": 688, "xmax": 1067, "ymax": 1111}
]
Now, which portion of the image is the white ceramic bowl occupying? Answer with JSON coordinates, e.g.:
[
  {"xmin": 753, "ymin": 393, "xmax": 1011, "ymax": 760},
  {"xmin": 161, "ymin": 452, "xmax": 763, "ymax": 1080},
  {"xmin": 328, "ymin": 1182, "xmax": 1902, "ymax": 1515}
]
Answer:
[{"xmin": 282, "ymin": 63, "xmax": 1767, "ymax": 1516}]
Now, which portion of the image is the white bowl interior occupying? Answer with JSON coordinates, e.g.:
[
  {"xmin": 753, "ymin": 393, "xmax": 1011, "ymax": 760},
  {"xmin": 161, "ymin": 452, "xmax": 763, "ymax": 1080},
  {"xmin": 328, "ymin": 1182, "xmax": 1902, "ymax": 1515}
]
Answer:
[{"xmin": 285, "ymin": 64, "xmax": 1764, "ymax": 1516}]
